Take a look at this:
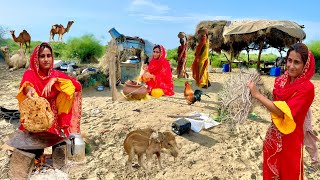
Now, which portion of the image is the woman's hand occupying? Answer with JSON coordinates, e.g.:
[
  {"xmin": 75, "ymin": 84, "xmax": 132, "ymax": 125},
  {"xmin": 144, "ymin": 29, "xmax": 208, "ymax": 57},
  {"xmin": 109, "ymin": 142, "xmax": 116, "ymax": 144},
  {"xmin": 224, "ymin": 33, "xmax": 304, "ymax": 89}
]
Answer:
[
  {"xmin": 143, "ymin": 72, "xmax": 155, "ymax": 79},
  {"xmin": 26, "ymin": 86, "xmax": 36, "ymax": 98},
  {"xmin": 247, "ymin": 80, "xmax": 260, "ymax": 98},
  {"xmin": 142, "ymin": 64, "xmax": 148, "ymax": 71},
  {"xmin": 42, "ymin": 78, "xmax": 57, "ymax": 97}
]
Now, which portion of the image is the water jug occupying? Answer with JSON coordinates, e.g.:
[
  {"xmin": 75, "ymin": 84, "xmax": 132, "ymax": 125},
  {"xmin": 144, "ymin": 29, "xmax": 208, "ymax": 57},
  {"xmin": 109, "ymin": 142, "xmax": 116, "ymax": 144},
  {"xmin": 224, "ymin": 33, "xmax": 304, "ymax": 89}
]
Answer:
[
  {"xmin": 67, "ymin": 64, "xmax": 74, "ymax": 72},
  {"xmin": 66, "ymin": 133, "xmax": 85, "ymax": 162}
]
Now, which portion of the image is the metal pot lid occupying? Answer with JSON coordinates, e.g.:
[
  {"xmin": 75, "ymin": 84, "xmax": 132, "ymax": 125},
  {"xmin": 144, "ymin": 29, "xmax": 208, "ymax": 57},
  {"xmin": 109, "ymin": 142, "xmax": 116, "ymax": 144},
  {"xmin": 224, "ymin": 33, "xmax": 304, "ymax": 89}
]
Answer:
[{"xmin": 6, "ymin": 130, "xmax": 67, "ymax": 150}]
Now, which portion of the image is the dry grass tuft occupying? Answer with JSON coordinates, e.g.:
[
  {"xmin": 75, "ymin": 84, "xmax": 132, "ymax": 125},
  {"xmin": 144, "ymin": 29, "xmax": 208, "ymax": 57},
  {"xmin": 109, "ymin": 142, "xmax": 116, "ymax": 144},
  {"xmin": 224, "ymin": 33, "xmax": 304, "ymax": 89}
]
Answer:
[{"xmin": 218, "ymin": 69, "xmax": 266, "ymax": 130}]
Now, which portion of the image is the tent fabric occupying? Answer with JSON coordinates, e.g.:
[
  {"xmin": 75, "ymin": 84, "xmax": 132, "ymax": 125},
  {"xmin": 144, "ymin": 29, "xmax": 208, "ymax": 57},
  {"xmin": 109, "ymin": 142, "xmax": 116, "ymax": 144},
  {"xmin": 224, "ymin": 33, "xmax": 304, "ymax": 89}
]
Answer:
[{"xmin": 223, "ymin": 20, "xmax": 306, "ymax": 39}]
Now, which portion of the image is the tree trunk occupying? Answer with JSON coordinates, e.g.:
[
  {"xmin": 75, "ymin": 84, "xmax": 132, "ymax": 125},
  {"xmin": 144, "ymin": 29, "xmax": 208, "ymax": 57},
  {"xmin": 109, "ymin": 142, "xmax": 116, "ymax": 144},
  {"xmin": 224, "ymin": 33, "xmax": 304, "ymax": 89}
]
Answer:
[{"xmin": 256, "ymin": 42, "xmax": 264, "ymax": 71}]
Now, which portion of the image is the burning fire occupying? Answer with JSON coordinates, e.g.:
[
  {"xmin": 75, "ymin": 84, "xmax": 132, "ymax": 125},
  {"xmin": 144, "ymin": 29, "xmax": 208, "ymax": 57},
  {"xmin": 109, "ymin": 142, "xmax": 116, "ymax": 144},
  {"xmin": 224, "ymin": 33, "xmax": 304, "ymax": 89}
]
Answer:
[{"xmin": 33, "ymin": 154, "xmax": 47, "ymax": 171}]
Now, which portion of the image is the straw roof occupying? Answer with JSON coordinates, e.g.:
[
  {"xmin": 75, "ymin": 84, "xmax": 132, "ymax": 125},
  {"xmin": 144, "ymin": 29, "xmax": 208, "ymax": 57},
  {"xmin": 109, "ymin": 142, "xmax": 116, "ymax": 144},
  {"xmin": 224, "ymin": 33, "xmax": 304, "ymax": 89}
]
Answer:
[{"xmin": 189, "ymin": 20, "xmax": 306, "ymax": 60}]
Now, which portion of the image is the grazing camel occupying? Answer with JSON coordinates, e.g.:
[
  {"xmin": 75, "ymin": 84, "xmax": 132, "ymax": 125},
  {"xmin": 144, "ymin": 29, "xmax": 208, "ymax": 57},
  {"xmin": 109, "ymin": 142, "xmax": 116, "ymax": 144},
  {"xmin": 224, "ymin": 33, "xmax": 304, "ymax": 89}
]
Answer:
[
  {"xmin": 0, "ymin": 46, "xmax": 28, "ymax": 71},
  {"xmin": 50, "ymin": 21, "xmax": 74, "ymax": 43},
  {"xmin": 10, "ymin": 30, "xmax": 31, "ymax": 53}
]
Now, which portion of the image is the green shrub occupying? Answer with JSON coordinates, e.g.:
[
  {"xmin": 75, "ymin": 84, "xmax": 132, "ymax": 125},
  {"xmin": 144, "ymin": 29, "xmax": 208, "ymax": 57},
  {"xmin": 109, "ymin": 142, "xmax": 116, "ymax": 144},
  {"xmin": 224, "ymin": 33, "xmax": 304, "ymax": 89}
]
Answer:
[
  {"xmin": 0, "ymin": 38, "xmax": 41, "ymax": 54},
  {"xmin": 167, "ymin": 48, "xmax": 196, "ymax": 68},
  {"xmin": 62, "ymin": 34, "xmax": 104, "ymax": 63},
  {"xmin": 307, "ymin": 40, "xmax": 320, "ymax": 72},
  {"xmin": 50, "ymin": 43, "xmax": 67, "ymax": 59},
  {"xmin": 167, "ymin": 47, "xmax": 282, "ymax": 69}
]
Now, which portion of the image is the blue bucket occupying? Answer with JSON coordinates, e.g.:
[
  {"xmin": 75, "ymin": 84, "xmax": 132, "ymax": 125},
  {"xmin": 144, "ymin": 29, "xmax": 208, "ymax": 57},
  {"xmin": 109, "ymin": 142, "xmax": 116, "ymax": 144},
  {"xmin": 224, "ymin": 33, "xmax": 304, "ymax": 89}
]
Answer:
[
  {"xmin": 223, "ymin": 64, "xmax": 229, "ymax": 72},
  {"xmin": 270, "ymin": 67, "xmax": 281, "ymax": 76}
]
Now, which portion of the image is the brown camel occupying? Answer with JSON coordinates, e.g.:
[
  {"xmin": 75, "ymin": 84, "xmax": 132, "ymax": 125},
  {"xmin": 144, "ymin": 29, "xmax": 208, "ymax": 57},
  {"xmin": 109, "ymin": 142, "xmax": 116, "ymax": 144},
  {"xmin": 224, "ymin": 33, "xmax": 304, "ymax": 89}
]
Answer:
[
  {"xmin": 50, "ymin": 20, "xmax": 74, "ymax": 43},
  {"xmin": 10, "ymin": 30, "xmax": 31, "ymax": 53},
  {"xmin": 0, "ymin": 46, "xmax": 28, "ymax": 71}
]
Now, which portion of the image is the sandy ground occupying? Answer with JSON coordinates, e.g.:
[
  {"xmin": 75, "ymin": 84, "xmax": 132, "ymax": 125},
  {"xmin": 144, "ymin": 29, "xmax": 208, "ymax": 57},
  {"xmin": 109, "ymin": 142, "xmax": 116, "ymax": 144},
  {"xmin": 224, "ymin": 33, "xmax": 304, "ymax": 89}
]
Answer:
[{"xmin": 1, "ymin": 61, "xmax": 320, "ymax": 180}]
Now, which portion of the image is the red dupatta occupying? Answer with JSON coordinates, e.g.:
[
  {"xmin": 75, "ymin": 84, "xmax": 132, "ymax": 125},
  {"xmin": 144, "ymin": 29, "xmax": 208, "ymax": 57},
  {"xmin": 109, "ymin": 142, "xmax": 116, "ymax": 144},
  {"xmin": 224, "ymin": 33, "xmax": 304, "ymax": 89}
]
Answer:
[{"xmin": 146, "ymin": 45, "xmax": 174, "ymax": 96}]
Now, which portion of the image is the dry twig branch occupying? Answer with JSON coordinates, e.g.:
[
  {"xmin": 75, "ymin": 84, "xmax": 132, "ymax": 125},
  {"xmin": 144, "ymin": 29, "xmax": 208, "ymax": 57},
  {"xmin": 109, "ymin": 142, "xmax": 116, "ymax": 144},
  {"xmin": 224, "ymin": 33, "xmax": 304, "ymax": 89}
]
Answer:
[{"xmin": 218, "ymin": 69, "xmax": 264, "ymax": 130}]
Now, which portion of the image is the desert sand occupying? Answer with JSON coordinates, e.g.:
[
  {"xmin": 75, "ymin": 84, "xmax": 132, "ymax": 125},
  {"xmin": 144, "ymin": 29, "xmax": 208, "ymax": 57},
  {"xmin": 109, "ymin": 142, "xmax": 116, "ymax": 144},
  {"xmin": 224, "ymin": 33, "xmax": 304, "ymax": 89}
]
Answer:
[{"xmin": 1, "ymin": 61, "xmax": 320, "ymax": 180}]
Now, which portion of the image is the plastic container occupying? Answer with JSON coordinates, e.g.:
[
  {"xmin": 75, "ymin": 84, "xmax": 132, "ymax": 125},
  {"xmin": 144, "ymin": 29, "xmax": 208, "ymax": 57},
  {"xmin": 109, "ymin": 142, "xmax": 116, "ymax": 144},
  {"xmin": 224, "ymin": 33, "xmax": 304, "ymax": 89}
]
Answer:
[
  {"xmin": 66, "ymin": 133, "xmax": 86, "ymax": 162},
  {"xmin": 120, "ymin": 62, "xmax": 140, "ymax": 83},
  {"xmin": 67, "ymin": 64, "xmax": 73, "ymax": 72},
  {"xmin": 97, "ymin": 85, "xmax": 104, "ymax": 91},
  {"xmin": 270, "ymin": 67, "xmax": 281, "ymax": 76},
  {"xmin": 223, "ymin": 64, "xmax": 230, "ymax": 72}
]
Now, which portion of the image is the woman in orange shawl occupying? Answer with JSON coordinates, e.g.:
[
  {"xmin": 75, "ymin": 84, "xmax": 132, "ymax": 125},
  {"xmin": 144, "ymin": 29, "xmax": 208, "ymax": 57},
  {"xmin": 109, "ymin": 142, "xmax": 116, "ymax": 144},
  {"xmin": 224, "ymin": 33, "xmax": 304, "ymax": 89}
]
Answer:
[
  {"xmin": 141, "ymin": 45, "xmax": 174, "ymax": 96},
  {"xmin": 17, "ymin": 42, "xmax": 82, "ymax": 137},
  {"xmin": 248, "ymin": 43, "xmax": 315, "ymax": 179},
  {"xmin": 192, "ymin": 27, "xmax": 210, "ymax": 88}
]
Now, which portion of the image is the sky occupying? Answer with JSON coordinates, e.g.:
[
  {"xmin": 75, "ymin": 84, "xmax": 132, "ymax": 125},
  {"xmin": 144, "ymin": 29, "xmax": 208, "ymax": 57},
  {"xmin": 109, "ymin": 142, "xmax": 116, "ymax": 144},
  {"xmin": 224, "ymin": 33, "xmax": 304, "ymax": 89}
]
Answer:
[{"xmin": 1, "ymin": 0, "xmax": 320, "ymax": 52}]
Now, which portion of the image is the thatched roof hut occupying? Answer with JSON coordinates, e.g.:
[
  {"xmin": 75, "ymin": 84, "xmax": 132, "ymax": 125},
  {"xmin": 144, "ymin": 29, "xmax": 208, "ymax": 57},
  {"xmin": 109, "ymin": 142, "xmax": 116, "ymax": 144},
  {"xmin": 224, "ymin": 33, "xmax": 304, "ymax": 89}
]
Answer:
[{"xmin": 189, "ymin": 20, "xmax": 306, "ymax": 70}]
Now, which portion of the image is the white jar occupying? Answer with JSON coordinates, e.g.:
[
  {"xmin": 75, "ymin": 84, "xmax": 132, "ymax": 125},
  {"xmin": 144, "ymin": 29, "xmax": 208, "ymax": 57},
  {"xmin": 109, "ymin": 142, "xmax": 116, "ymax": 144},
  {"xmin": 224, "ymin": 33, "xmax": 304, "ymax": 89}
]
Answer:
[
  {"xmin": 67, "ymin": 64, "xmax": 74, "ymax": 72},
  {"xmin": 66, "ymin": 133, "xmax": 85, "ymax": 162}
]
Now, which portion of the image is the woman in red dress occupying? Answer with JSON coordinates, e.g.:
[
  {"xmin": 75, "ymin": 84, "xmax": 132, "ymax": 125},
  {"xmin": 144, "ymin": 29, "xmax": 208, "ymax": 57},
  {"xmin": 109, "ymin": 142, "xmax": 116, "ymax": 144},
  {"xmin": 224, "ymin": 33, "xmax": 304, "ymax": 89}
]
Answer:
[
  {"xmin": 248, "ymin": 43, "xmax": 315, "ymax": 179},
  {"xmin": 17, "ymin": 42, "xmax": 82, "ymax": 137},
  {"xmin": 141, "ymin": 45, "xmax": 174, "ymax": 96}
]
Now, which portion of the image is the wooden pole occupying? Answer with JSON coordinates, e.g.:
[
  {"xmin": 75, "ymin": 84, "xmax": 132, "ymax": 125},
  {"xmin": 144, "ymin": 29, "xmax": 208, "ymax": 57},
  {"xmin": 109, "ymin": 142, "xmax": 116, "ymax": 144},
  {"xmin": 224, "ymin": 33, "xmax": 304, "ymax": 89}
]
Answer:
[
  {"xmin": 109, "ymin": 52, "xmax": 117, "ymax": 101},
  {"xmin": 256, "ymin": 41, "xmax": 263, "ymax": 71}
]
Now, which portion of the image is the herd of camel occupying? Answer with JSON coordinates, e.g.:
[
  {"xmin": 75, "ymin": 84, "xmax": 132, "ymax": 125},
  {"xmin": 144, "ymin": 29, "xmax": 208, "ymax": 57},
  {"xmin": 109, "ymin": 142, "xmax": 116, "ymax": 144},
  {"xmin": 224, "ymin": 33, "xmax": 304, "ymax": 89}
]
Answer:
[{"xmin": 0, "ymin": 21, "xmax": 74, "ymax": 71}]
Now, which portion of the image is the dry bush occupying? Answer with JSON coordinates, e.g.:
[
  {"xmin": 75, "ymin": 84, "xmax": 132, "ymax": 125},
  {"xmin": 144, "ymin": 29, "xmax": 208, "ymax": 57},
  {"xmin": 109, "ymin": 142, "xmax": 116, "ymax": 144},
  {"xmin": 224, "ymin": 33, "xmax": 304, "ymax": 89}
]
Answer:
[
  {"xmin": 99, "ymin": 39, "xmax": 121, "ymax": 83},
  {"xmin": 218, "ymin": 69, "xmax": 267, "ymax": 130}
]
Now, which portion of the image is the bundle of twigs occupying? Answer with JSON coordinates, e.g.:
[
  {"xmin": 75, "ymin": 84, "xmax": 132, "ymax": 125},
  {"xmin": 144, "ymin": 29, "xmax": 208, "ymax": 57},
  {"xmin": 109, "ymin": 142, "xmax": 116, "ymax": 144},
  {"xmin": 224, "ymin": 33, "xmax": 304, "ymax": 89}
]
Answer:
[
  {"xmin": 218, "ymin": 69, "xmax": 263, "ymax": 127},
  {"xmin": 99, "ymin": 39, "xmax": 121, "ymax": 83}
]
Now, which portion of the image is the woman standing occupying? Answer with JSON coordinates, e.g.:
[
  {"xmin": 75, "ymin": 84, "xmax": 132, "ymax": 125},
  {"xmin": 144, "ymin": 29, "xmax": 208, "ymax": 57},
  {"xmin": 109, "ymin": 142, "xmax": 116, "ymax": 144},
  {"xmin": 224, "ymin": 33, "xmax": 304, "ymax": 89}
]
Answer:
[
  {"xmin": 192, "ymin": 27, "xmax": 210, "ymax": 88},
  {"xmin": 248, "ymin": 43, "xmax": 315, "ymax": 179},
  {"xmin": 17, "ymin": 42, "xmax": 82, "ymax": 137},
  {"xmin": 176, "ymin": 32, "xmax": 188, "ymax": 78},
  {"xmin": 141, "ymin": 45, "xmax": 174, "ymax": 97}
]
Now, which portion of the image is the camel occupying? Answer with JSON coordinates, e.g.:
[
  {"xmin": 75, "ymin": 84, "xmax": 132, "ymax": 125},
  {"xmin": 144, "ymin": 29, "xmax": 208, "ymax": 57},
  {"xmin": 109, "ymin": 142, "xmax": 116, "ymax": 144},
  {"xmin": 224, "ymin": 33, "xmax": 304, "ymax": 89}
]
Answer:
[
  {"xmin": 50, "ymin": 20, "xmax": 74, "ymax": 43},
  {"xmin": 10, "ymin": 30, "xmax": 31, "ymax": 53},
  {"xmin": 0, "ymin": 46, "xmax": 28, "ymax": 71}
]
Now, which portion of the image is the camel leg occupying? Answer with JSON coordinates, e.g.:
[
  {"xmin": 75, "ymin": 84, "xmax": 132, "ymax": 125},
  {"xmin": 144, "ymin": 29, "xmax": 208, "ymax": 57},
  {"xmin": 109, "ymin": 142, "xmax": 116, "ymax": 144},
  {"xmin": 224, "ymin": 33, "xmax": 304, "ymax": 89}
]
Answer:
[
  {"xmin": 24, "ymin": 43, "xmax": 27, "ymax": 53},
  {"xmin": 61, "ymin": 34, "xmax": 64, "ymax": 43},
  {"xmin": 10, "ymin": 67, "xmax": 18, "ymax": 71}
]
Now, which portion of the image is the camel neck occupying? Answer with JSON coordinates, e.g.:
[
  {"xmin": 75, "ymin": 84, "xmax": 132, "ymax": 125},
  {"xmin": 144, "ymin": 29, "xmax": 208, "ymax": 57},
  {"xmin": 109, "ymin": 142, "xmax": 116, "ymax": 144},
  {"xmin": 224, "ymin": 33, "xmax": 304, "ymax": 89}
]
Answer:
[{"xmin": 11, "ymin": 34, "xmax": 17, "ymax": 41}]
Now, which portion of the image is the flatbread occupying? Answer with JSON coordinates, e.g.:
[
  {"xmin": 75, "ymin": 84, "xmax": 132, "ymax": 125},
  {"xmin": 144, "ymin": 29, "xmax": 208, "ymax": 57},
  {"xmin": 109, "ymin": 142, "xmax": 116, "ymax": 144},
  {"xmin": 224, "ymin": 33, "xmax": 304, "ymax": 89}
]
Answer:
[{"xmin": 20, "ymin": 97, "xmax": 54, "ymax": 132}]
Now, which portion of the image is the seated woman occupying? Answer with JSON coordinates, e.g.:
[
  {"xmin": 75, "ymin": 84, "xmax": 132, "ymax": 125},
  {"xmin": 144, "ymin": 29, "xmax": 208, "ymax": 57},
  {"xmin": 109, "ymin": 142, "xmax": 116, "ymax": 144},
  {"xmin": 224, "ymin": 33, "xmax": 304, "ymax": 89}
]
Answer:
[
  {"xmin": 141, "ymin": 45, "xmax": 174, "ymax": 97},
  {"xmin": 16, "ymin": 42, "xmax": 82, "ymax": 137}
]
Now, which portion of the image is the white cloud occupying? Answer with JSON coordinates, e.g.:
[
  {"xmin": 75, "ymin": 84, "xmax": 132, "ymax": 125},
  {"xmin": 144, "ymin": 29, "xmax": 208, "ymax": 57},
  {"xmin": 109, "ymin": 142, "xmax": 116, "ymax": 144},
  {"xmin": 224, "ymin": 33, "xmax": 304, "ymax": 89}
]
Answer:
[
  {"xmin": 129, "ymin": 0, "xmax": 170, "ymax": 14},
  {"xmin": 129, "ymin": 13, "xmax": 232, "ymax": 23}
]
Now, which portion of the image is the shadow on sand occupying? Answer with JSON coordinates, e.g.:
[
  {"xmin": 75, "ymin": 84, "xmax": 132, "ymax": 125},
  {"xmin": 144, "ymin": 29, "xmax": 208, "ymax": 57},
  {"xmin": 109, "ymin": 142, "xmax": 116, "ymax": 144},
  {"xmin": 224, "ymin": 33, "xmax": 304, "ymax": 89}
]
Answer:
[{"xmin": 180, "ymin": 131, "xmax": 219, "ymax": 148}]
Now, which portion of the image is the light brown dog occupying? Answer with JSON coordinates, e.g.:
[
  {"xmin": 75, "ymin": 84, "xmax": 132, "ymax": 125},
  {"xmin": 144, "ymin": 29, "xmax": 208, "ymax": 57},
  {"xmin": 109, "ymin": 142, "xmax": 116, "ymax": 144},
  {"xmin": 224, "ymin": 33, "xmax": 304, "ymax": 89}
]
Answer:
[{"xmin": 123, "ymin": 128, "xmax": 179, "ymax": 170}]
